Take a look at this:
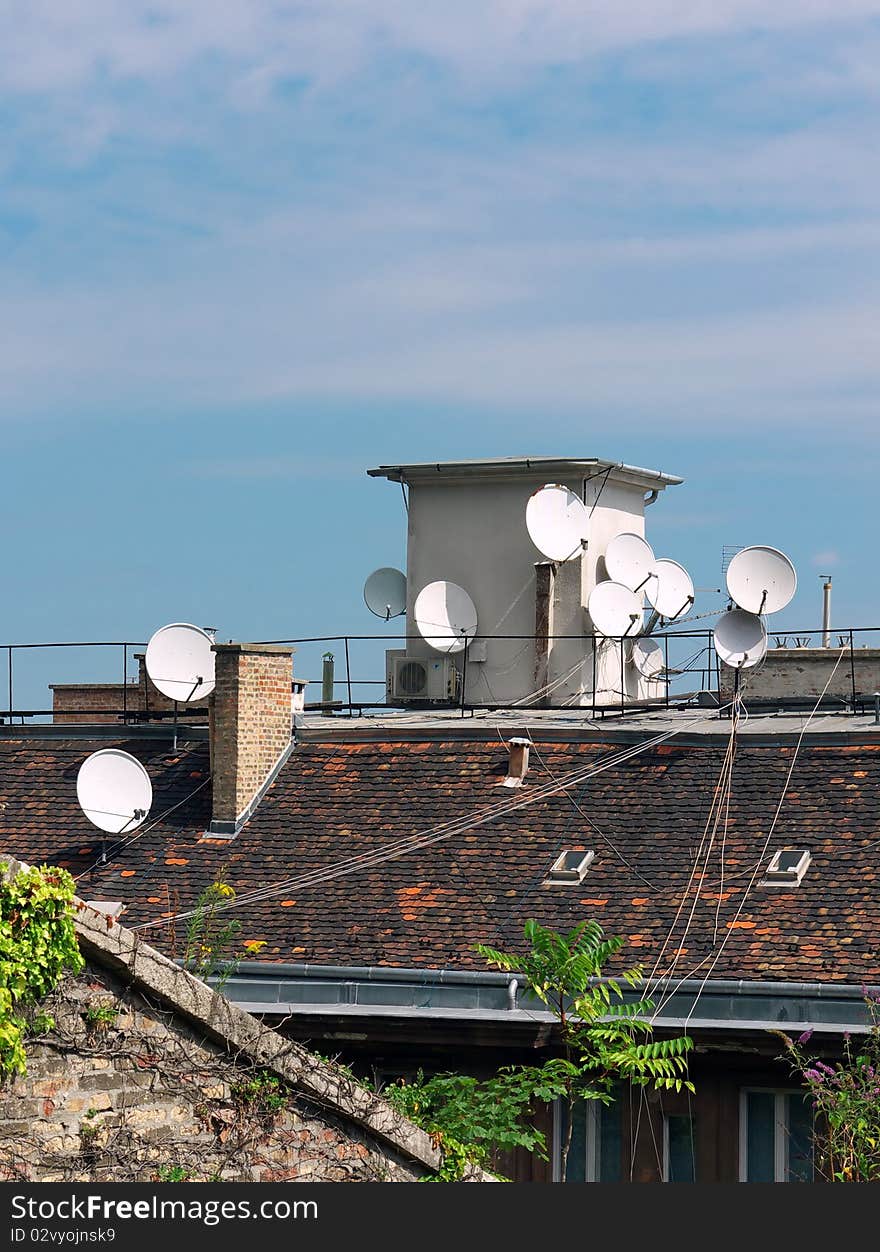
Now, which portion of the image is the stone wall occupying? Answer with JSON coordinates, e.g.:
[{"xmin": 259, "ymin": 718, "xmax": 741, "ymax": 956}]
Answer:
[
  {"xmin": 1, "ymin": 967, "xmax": 421, "ymax": 1182},
  {"xmin": 720, "ymin": 646, "xmax": 880, "ymax": 704},
  {"xmin": 0, "ymin": 852, "xmax": 490, "ymax": 1183}
]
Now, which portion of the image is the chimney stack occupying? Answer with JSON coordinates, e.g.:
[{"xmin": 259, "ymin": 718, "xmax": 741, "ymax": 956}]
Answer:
[{"xmin": 208, "ymin": 643, "xmax": 294, "ymax": 837}]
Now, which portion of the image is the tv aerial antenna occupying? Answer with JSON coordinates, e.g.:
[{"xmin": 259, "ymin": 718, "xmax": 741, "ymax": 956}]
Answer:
[
  {"xmin": 145, "ymin": 622, "xmax": 217, "ymax": 750},
  {"xmin": 76, "ymin": 749, "xmax": 153, "ymax": 866},
  {"xmin": 604, "ymin": 533, "xmax": 695, "ymax": 632},
  {"xmin": 413, "ymin": 580, "xmax": 478, "ymax": 654},
  {"xmin": 630, "ymin": 637, "xmax": 665, "ymax": 679},
  {"xmin": 145, "ymin": 623, "xmax": 216, "ymax": 703},
  {"xmin": 713, "ymin": 608, "xmax": 768, "ymax": 670},
  {"xmin": 644, "ymin": 559, "xmax": 696, "ymax": 629},
  {"xmin": 526, "ymin": 484, "xmax": 590, "ymax": 563},
  {"xmin": 604, "ymin": 533, "xmax": 655, "ymax": 595},
  {"xmin": 364, "ymin": 567, "xmax": 407, "ymax": 621},
  {"xmin": 725, "ymin": 546, "xmax": 797, "ymax": 617},
  {"xmin": 587, "ymin": 581, "xmax": 643, "ymax": 639}
]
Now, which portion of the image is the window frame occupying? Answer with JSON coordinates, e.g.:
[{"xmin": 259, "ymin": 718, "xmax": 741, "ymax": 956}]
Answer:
[
  {"xmin": 551, "ymin": 1096, "xmax": 623, "ymax": 1182},
  {"xmin": 738, "ymin": 1087, "xmax": 814, "ymax": 1182},
  {"xmin": 545, "ymin": 848, "xmax": 595, "ymax": 887},
  {"xmin": 761, "ymin": 848, "xmax": 811, "ymax": 887},
  {"xmin": 662, "ymin": 1111, "xmax": 696, "ymax": 1183}
]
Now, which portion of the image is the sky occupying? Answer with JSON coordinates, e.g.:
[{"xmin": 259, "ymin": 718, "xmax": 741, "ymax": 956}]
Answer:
[{"xmin": 1, "ymin": 2, "xmax": 879, "ymax": 706}]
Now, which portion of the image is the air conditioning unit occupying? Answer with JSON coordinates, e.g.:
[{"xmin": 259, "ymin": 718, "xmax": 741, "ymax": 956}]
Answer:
[{"xmin": 388, "ymin": 653, "xmax": 461, "ymax": 703}]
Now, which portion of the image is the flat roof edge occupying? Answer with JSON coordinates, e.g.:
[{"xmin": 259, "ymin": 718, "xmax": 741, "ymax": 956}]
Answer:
[
  {"xmin": 0, "ymin": 724, "xmax": 210, "ymax": 742},
  {"xmin": 367, "ymin": 458, "xmax": 683, "ymax": 488}
]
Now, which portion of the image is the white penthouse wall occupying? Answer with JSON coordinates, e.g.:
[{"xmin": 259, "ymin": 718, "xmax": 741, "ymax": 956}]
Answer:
[{"xmin": 371, "ymin": 460, "xmax": 681, "ymax": 707}]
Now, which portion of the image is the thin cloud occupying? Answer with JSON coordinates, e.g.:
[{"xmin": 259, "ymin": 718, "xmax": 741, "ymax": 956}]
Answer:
[{"xmin": 812, "ymin": 550, "xmax": 841, "ymax": 568}]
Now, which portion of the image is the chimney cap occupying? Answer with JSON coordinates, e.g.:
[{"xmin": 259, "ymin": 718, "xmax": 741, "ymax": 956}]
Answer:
[{"xmin": 211, "ymin": 642, "xmax": 295, "ymax": 656}]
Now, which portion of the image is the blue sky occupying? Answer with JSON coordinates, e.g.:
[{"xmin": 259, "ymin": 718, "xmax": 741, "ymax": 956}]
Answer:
[{"xmin": 1, "ymin": 2, "xmax": 879, "ymax": 705}]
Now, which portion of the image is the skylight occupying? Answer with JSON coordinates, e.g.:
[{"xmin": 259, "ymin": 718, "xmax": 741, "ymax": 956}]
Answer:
[
  {"xmin": 545, "ymin": 849, "xmax": 595, "ymax": 886},
  {"xmin": 761, "ymin": 848, "xmax": 811, "ymax": 887}
]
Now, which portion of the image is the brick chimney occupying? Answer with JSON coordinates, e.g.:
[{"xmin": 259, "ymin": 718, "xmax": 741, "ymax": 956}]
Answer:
[{"xmin": 208, "ymin": 643, "xmax": 294, "ymax": 838}]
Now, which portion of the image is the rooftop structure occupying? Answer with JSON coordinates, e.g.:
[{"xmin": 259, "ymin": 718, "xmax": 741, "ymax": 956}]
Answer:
[{"xmin": 369, "ymin": 456, "xmax": 684, "ymax": 709}]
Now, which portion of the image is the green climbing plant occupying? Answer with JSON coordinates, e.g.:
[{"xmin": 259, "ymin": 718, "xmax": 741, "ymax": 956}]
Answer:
[
  {"xmin": 0, "ymin": 861, "xmax": 84, "ymax": 1079},
  {"xmin": 181, "ymin": 875, "xmax": 242, "ymax": 989},
  {"xmin": 386, "ymin": 919, "xmax": 693, "ymax": 1180}
]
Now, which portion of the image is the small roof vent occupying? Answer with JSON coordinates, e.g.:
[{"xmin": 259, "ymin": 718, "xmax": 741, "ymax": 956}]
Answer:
[
  {"xmin": 545, "ymin": 848, "xmax": 595, "ymax": 886},
  {"xmin": 502, "ymin": 738, "xmax": 531, "ymax": 788},
  {"xmin": 761, "ymin": 848, "xmax": 811, "ymax": 887}
]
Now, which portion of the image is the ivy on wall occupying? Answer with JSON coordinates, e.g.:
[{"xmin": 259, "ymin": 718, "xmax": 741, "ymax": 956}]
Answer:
[{"xmin": 0, "ymin": 862, "xmax": 84, "ymax": 1078}]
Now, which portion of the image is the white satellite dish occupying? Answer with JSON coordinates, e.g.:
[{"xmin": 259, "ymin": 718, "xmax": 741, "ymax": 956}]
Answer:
[
  {"xmin": 145, "ymin": 623, "xmax": 216, "ymax": 702},
  {"xmin": 713, "ymin": 609, "xmax": 768, "ymax": 670},
  {"xmin": 525, "ymin": 484, "xmax": 589, "ymax": 563},
  {"xmin": 604, "ymin": 533, "xmax": 656, "ymax": 593},
  {"xmin": 726, "ymin": 546, "xmax": 797, "ymax": 616},
  {"xmin": 588, "ymin": 581, "xmax": 643, "ymax": 638},
  {"xmin": 364, "ymin": 567, "xmax": 407, "ymax": 620},
  {"xmin": 631, "ymin": 637, "xmax": 665, "ymax": 679},
  {"xmin": 77, "ymin": 749, "xmax": 152, "ymax": 835},
  {"xmin": 645, "ymin": 559, "xmax": 695, "ymax": 621},
  {"xmin": 413, "ymin": 581, "xmax": 478, "ymax": 654}
]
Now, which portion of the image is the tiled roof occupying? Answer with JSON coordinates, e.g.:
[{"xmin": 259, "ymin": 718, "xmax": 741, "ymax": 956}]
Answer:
[{"xmin": 2, "ymin": 734, "xmax": 879, "ymax": 984}]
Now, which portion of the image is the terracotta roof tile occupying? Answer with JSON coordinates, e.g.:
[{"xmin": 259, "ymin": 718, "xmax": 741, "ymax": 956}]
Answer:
[{"xmin": 2, "ymin": 735, "xmax": 879, "ymax": 983}]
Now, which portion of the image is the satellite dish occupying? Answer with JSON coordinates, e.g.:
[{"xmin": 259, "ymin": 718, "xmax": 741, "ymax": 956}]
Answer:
[
  {"xmin": 726, "ymin": 546, "xmax": 797, "ymax": 616},
  {"xmin": 413, "ymin": 581, "xmax": 478, "ymax": 654},
  {"xmin": 713, "ymin": 609, "xmax": 768, "ymax": 669},
  {"xmin": 145, "ymin": 623, "xmax": 216, "ymax": 702},
  {"xmin": 631, "ymin": 637, "xmax": 665, "ymax": 679},
  {"xmin": 526, "ymin": 484, "xmax": 590, "ymax": 563},
  {"xmin": 604, "ymin": 533, "xmax": 656, "ymax": 593},
  {"xmin": 588, "ymin": 581, "xmax": 643, "ymax": 638},
  {"xmin": 364, "ymin": 567, "xmax": 407, "ymax": 620},
  {"xmin": 77, "ymin": 749, "xmax": 152, "ymax": 835},
  {"xmin": 645, "ymin": 559, "xmax": 695, "ymax": 621}
]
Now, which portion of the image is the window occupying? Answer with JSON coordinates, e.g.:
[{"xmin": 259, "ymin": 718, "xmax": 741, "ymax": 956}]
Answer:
[
  {"xmin": 663, "ymin": 1113, "xmax": 696, "ymax": 1182},
  {"xmin": 545, "ymin": 848, "xmax": 595, "ymax": 886},
  {"xmin": 554, "ymin": 1098, "xmax": 622, "ymax": 1181},
  {"xmin": 739, "ymin": 1090, "xmax": 813, "ymax": 1182},
  {"xmin": 761, "ymin": 848, "xmax": 811, "ymax": 887}
]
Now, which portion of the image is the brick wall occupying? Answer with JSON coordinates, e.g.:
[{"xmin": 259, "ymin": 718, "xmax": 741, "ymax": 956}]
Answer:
[
  {"xmin": 51, "ymin": 656, "xmax": 210, "ymax": 725},
  {"xmin": 210, "ymin": 644, "xmax": 294, "ymax": 832},
  {"xmin": 50, "ymin": 684, "xmax": 141, "ymax": 725}
]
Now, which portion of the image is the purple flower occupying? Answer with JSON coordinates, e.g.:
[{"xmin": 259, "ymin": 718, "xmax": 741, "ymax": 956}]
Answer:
[
  {"xmin": 797, "ymin": 1029, "xmax": 814, "ymax": 1044},
  {"xmin": 804, "ymin": 1068, "xmax": 825, "ymax": 1083},
  {"xmin": 817, "ymin": 1061, "xmax": 836, "ymax": 1075}
]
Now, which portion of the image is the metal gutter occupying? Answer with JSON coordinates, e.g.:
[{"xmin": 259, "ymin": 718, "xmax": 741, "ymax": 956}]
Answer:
[
  {"xmin": 296, "ymin": 721, "xmax": 880, "ymax": 748},
  {"xmin": 218, "ymin": 963, "xmax": 877, "ymax": 1035}
]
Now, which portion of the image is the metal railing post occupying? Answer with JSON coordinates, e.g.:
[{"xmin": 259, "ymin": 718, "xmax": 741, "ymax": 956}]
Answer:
[
  {"xmin": 591, "ymin": 635, "xmax": 597, "ymax": 720},
  {"xmin": 344, "ymin": 636, "xmax": 353, "ymax": 715}
]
